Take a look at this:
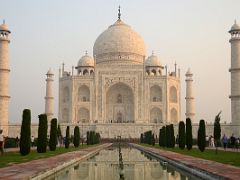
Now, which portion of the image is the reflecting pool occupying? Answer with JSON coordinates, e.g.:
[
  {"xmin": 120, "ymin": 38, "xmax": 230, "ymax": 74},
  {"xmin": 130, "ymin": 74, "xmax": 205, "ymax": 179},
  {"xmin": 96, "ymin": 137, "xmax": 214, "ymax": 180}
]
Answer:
[{"xmin": 45, "ymin": 145, "xmax": 199, "ymax": 180}]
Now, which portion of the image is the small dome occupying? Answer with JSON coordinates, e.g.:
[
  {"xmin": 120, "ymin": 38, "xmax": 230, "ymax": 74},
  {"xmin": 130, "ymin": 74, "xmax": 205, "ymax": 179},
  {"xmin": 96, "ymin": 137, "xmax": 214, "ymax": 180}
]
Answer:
[
  {"xmin": 47, "ymin": 68, "xmax": 54, "ymax": 75},
  {"xmin": 229, "ymin": 20, "xmax": 240, "ymax": 32},
  {"xmin": 145, "ymin": 52, "xmax": 162, "ymax": 67},
  {"xmin": 0, "ymin": 23, "xmax": 10, "ymax": 33},
  {"xmin": 93, "ymin": 19, "xmax": 146, "ymax": 64},
  {"xmin": 186, "ymin": 68, "xmax": 193, "ymax": 76},
  {"xmin": 77, "ymin": 52, "xmax": 94, "ymax": 67}
]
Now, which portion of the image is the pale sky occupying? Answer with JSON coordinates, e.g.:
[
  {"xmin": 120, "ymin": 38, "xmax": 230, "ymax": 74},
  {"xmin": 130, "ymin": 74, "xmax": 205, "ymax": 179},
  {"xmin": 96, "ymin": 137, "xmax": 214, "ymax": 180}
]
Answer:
[{"xmin": 1, "ymin": 0, "xmax": 240, "ymax": 123}]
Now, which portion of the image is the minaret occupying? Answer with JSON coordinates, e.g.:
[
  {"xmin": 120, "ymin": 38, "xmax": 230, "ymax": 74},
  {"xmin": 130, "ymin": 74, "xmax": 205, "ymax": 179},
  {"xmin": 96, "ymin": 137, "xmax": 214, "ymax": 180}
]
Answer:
[
  {"xmin": 0, "ymin": 21, "xmax": 11, "ymax": 136},
  {"xmin": 45, "ymin": 69, "xmax": 54, "ymax": 122},
  {"xmin": 185, "ymin": 68, "xmax": 195, "ymax": 123},
  {"xmin": 229, "ymin": 20, "xmax": 240, "ymax": 135}
]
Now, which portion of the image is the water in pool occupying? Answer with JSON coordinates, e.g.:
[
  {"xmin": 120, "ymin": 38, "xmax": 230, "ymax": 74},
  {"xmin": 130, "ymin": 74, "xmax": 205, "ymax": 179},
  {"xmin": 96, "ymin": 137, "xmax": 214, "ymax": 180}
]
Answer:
[{"xmin": 44, "ymin": 145, "xmax": 199, "ymax": 180}]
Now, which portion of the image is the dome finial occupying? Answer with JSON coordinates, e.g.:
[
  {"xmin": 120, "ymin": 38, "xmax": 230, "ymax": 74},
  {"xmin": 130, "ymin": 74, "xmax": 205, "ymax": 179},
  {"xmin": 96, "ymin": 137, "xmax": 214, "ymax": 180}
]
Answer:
[
  {"xmin": 235, "ymin": 19, "xmax": 237, "ymax": 24},
  {"xmin": 152, "ymin": 50, "xmax": 154, "ymax": 55},
  {"xmin": 118, "ymin": 5, "xmax": 121, "ymax": 20},
  {"xmin": 3, "ymin": 19, "xmax": 5, "ymax": 24},
  {"xmin": 85, "ymin": 50, "xmax": 88, "ymax": 55}
]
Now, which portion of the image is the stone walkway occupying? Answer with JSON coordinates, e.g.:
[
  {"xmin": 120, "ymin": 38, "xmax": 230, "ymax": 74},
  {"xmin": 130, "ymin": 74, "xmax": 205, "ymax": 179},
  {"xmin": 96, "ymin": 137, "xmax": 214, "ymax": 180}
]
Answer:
[
  {"xmin": 0, "ymin": 144, "xmax": 111, "ymax": 180},
  {"xmin": 132, "ymin": 144, "xmax": 240, "ymax": 180}
]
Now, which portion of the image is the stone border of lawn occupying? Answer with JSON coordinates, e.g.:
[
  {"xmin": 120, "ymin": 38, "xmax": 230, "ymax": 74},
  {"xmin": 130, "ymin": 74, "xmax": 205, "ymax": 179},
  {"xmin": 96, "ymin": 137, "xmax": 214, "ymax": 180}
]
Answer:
[
  {"xmin": 131, "ymin": 143, "xmax": 221, "ymax": 180},
  {"xmin": 31, "ymin": 143, "xmax": 112, "ymax": 180}
]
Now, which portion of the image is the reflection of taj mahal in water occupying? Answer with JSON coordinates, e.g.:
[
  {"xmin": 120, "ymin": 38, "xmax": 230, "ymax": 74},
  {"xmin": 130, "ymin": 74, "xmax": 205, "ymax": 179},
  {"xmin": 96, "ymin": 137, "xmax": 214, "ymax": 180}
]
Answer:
[{"xmin": 58, "ymin": 9, "xmax": 181, "ymax": 125}]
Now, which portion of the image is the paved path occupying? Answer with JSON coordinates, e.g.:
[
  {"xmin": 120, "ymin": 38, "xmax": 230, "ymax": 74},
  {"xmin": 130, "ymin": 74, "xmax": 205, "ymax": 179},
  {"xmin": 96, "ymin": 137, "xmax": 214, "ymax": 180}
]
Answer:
[
  {"xmin": 0, "ymin": 143, "xmax": 111, "ymax": 180},
  {"xmin": 132, "ymin": 144, "xmax": 240, "ymax": 180}
]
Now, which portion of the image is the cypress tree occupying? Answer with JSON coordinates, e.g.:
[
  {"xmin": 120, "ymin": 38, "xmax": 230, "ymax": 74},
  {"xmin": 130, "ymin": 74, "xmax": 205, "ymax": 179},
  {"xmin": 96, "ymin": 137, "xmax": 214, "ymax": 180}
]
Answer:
[
  {"xmin": 178, "ymin": 121, "xmax": 186, "ymax": 149},
  {"xmin": 151, "ymin": 134, "xmax": 155, "ymax": 146},
  {"xmin": 20, "ymin": 109, "xmax": 31, "ymax": 156},
  {"xmin": 198, "ymin": 119, "xmax": 206, "ymax": 152},
  {"xmin": 73, "ymin": 126, "xmax": 80, "ymax": 147},
  {"xmin": 37, "ymin": 114, "xmax": 48, "ymax": 153},
  {"xmin": 169, "ymin": 124, "xmax": 175, "ymax": 148},
  {"xmin": 214, "ymin": 112, "xmax": 221, "ymax": 154},
  {"xmin": 140, "ymin": 133, "xmax": 143, "ymax": 143},
  {"xmin": 166, "ymin": 125, "xmax": 170, "ymax": 147},
  {"xmin": 65, "ymin": 126, "xmax": 70, "ymax": 148},
  {"xmin": 159, "ymin": 129, "xmax": 162, "ymax": 146},
  {"xmin": 86, "ymin": 131, "xmax": 90, "ymax": 145},
  {"xmin": 49, "ymin": 118, "xmax": 57, "ymax": 151},
  {"xmin": 162, "ymin": 126, "xmax": 166, "ymax": 147},
  {"xmin": 186, "ymin": 118, "xmax": 193, "ymax": 150}
]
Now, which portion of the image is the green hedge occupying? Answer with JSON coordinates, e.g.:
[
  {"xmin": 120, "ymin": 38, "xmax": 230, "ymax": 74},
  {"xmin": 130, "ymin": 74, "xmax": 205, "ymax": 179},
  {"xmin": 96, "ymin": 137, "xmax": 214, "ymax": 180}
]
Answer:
[{"xmin": 49, "ymin": 118, "xmax": 57, "ymax": 151}]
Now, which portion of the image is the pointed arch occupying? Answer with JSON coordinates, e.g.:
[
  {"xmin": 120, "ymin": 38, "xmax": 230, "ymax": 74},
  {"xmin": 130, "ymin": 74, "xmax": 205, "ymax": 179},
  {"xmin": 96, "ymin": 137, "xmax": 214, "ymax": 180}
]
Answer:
[
  {"xmin": 150, "ymin": 85, "xmax": 162, "ymax": 102},
  {"xmin": 170, "ymin": 86, "xmax": 177, "ymax": 103},
  {"xmin": 150, "ymin": 107, "xmax": 162, "ymax": 123},
  {"xmin": 78, "ymin": 85, "xmax": 90, "ymax": 102}
]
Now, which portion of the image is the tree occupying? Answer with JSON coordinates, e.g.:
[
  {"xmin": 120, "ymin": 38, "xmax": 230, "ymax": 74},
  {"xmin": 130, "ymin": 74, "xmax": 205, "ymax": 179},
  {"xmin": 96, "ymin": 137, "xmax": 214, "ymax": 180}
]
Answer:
[
  {"xmin": 198, "ymin": 119, "xmax": 206, "ymax": 152},
  {"xmin": 186, "ymin": 118, "xmax": 193, "ymax": 150},
  {"xmin": 214, "ymin": 111, "xmax": 221, "ymax": 154},
  {"xmin": 151, "ymin": 134, "xmax": 155, "ymax": 146},
  {"xmin": 140, "ymin": 133, "xmax": 143, "ymax": 143},
  {"xmin": 159, "ymin": 129, "xmax": 162, "ymax": 146},
  {"xmin": 166, "ymin": 125, "xmax": 170, "ymax": 147},
  {"xmin": 73, "ymin": 126, "xmax": 80, "ymax": 148},
  {"xmin": 178, "ymin": 121, "xmax": 186, "ymax": 149},
  {"xmin": 65, "ymin": 126, "xmax": 70, "ymax": 148},
  {"xmin": 162, "ymin": 126, "xmax": 166, "ymax": 147},
  {"xmin": 49, "ymin": 118, "xmax": 57, "ymax": 151},
  {"xmin": 169, "ymin": 124, "xmax": 175, "ymax": 148},
  {"xmin": 37, "ymin": 114, "xmax": 48, "ymax": 153},
  {"xmin": 20, "ymin": 109, "xmax": 31, "ymax": 156}
]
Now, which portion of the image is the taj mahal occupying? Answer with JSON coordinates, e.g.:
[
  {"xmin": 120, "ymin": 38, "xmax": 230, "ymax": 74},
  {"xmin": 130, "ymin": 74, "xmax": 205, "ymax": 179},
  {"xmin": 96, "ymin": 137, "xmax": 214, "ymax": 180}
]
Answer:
[{"xmin": 0, "ymin": 8, "xmax": 240, "ymax": 138}]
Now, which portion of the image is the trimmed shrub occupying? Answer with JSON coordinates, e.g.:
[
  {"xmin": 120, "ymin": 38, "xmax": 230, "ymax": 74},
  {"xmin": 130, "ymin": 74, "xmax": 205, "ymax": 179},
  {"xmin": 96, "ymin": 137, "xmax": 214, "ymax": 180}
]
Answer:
[
  {"xmin": 162, "ymin": 126, "xmax": 166, "ymax": 147},
  {"xmin": 169, "ymin": 124, "xmax": 175, "ymax": 148},
  {"xmin": 198, "ymin": 119, "xmax": 206, "ymax": 152},
  {"xmin": 214, "ymin": 112, "xmax": 221, "ymax": 152},
  {"xmin": 186, "ymin": 118, "xmax": 193, "ymax": 150},
  {"xmin": 140, "ymin": 133, "xmax": 143, "ymax": 143},
  {"xmin": 73, "ymin": 126, "xmax": 80, "ymax": 147},
  {"xmin": 37, "ymin": 114, "xmax": 48, "ymax": 153},
  {"xmin": 166, "ymin": 125, "xmax": 170, "ymax": 147},
  {"xmin": 20, "ymin": 109, "xmax": 31, "ymax": 156},
  {"xmin": 65, "ymin": 126, "xmax": 70, "ymax": 148},
  {"xmin": 49, "ymin": 118, "xmax": 57, "ymax": 151},
  {"xmin": 151, "ymin": 134, "xmax": 155, "ymax": 146},
  {"xmin": 178, "ymin": 121, "xmax": 186, "ymax": 149}
]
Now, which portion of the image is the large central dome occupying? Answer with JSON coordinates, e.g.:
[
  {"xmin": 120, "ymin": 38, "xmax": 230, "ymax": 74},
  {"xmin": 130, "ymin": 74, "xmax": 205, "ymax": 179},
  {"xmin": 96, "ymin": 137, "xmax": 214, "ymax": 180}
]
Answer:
[{"xmin": 93, "ymin": 19, "xmax": 146, "ymax": 64}]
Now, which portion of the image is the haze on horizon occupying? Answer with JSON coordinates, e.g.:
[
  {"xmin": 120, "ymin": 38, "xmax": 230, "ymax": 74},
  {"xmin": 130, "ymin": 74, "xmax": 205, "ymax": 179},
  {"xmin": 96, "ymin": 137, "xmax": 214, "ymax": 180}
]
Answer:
[{"xmin": 1, "ymin": 0, "xmax": 239, "ymax": 123}]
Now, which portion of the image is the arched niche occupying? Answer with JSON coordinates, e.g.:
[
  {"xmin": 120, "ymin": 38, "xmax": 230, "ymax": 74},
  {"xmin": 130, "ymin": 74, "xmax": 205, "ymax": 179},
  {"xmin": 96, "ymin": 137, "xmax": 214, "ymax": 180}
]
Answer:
[
  {"xmin": 78, "ymin": 85, "xmax": 90, "ymax": 102},
  {"xmin": 150, "ymin": 85, "xmax": 162, "ymax": 102},
  {"xmin": 106, "ymin": 83, "xmax": 134, "ymax": 123},
  {"xmin": 63, "ymin": 87, "xmax": 70, "ymax": 102},
  {"xmin": 170, "ymin": 86, "xmax": 177, "ymax": 103},
  {"xmin": 78, "ymin": 107, "xmax": 90, "ymax": 123},
  {"xmin": 150, "ymin": 107, "xmax": 162, "ymax": 123},
  {"xmin": 62, "ymin": 108, "xmax": 69, "ymax": 123},
  {"xmin": 170, "ymin": 108, "xmax": 178, "ymax": 123}
]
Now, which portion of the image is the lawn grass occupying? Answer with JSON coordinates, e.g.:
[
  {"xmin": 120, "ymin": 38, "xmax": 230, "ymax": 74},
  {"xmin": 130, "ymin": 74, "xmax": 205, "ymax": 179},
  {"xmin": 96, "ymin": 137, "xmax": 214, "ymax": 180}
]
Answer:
[
  {"xmin": 140, "ymin": 144, "xmax": 240, "ymax": 167},
  {"xmin": 0, "ymin": 144, "xmax": 95, "ymax": 168}
]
